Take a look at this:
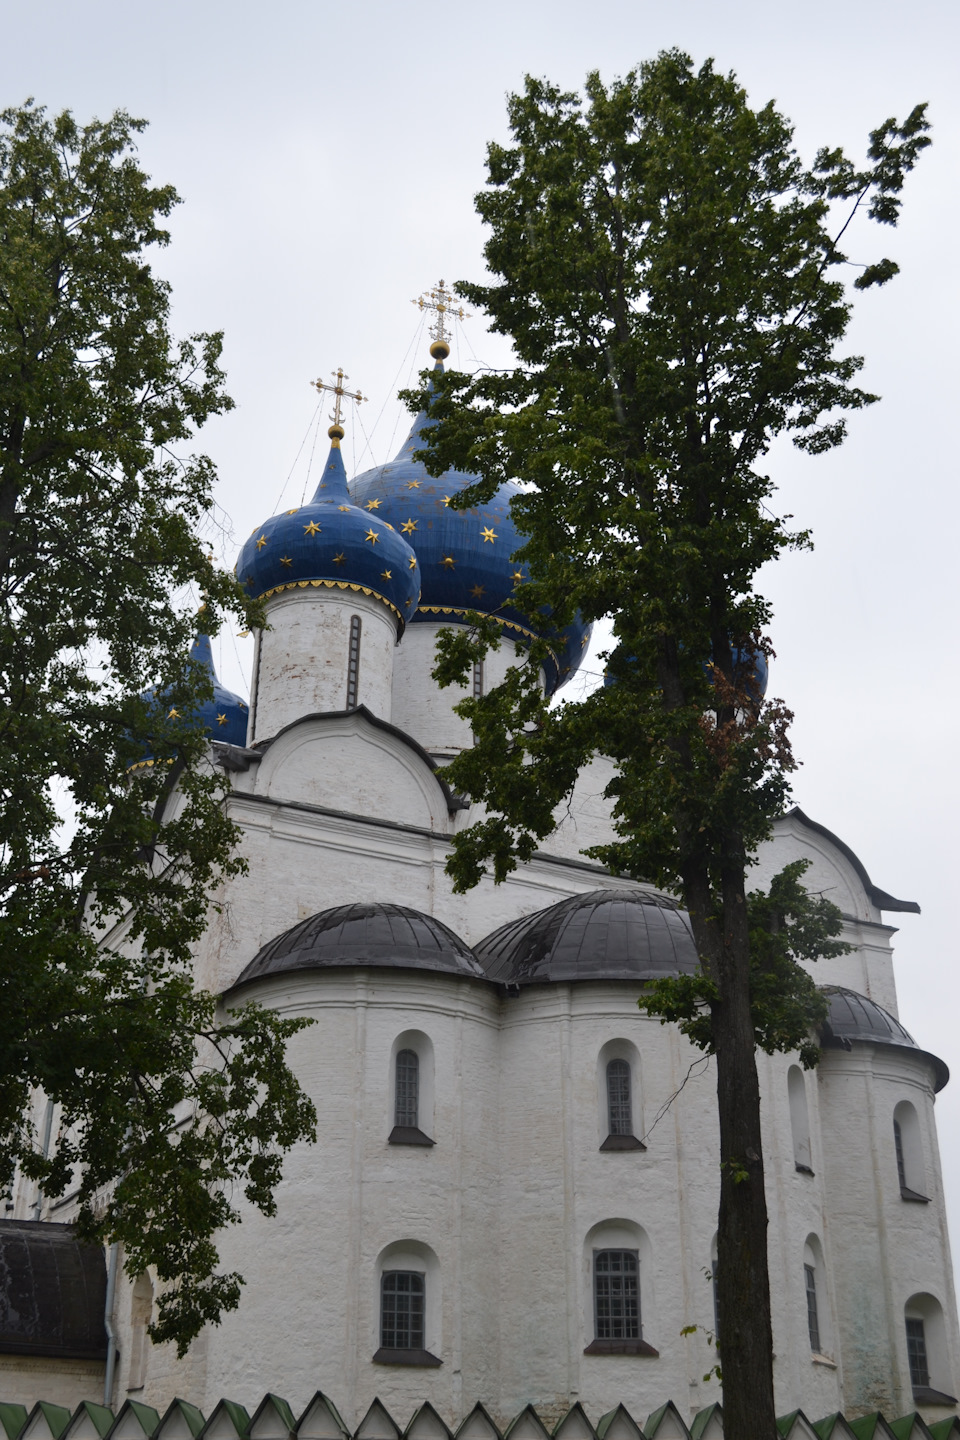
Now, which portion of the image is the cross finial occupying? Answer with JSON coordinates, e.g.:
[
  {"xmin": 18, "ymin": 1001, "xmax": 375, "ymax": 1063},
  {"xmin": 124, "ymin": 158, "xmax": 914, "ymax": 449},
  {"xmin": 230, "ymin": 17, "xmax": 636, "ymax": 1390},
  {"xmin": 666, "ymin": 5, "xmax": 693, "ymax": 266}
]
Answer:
[
  {"xmin": 412, "ymin": 279, "xmax": 471, "ymax": 359},
  {"xmin": 310, "ymin": 367, "xmax": 365, "ymax": 438}
]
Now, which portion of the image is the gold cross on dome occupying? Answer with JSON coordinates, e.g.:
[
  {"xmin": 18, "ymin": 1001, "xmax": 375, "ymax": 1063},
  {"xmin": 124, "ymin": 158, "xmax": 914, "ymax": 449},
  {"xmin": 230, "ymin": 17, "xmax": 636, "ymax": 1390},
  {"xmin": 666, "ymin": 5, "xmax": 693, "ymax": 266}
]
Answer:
[
  {"xmin": 412, "ymin": 279, "xmax": 471, "ymax": 346},
  {"xmin": 311, "ymin": 367, "xmax": 365, "ymax": 428}
]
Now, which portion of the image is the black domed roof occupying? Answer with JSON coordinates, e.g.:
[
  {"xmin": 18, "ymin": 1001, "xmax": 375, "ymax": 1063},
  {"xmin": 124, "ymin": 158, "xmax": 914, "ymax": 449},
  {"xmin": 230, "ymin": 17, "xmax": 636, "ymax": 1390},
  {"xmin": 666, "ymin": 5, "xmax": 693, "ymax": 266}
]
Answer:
[
  {"xmin": 234, "ymin": 903, "xmax": 486, "ymax": 985},
  {"xmin": 821, "ymin": 986, "xmax": 949, "ymax": 1091},
  {"xmin": 474, "ymin": 888, "xmax": 700, "ymax": 986}
]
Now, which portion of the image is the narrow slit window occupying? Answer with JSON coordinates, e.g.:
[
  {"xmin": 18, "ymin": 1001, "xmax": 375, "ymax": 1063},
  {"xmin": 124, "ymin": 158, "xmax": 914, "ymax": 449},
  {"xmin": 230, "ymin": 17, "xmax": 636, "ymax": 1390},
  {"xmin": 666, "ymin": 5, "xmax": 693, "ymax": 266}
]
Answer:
[
  {"xmin": 906, "ymin": 1317, "xmax": 930, "ymax": 1388},
  {"xmin": 594, "ymin": 1249, "xmax": 640, "ymax": 1341},
  {"xmin": 472, "ymin": 660, "xmax": 484, "ymax": 699},
  {"xmin": 805, "ymin": 1263, "xmax": 821, "ymax": 1353},
  {"xmin": 395, "ymin": 1049, "xmax": 419, "ymax": 1129},
  {"xmin": 346, "ymin": 615, "xmax": 362, "ymax": 708},
  {"xmin": 895, "ymin": 1119, "xmax": 907, "ymax": 1190},
  {"xmin": 381, "ymin": 1271, "xmax": 424, "ymax": 1350},
  {"xmin": 606, "ymin": 1058, "xmax": 632, "ymax": 1136}
]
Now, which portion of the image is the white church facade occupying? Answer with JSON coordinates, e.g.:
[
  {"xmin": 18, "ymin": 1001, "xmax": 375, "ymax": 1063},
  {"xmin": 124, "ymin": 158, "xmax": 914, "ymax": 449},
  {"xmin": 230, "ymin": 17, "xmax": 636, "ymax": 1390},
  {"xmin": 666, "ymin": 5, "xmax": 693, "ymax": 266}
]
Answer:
[{"xmin": 1, "ymin": 335, "xmax": 958, "ymax": 1440}]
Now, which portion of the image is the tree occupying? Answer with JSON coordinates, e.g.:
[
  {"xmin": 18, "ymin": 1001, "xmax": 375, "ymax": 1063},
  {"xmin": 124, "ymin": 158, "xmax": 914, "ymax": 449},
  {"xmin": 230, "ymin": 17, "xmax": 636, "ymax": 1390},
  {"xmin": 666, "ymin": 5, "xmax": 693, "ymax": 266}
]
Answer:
[
  {"xmin": 0, "ymin": 103, "xmax": 316, "ymax": 1355},
  {"xmin": 403, "ymin": 53, "xmax": 929, "ymax": 1433}
]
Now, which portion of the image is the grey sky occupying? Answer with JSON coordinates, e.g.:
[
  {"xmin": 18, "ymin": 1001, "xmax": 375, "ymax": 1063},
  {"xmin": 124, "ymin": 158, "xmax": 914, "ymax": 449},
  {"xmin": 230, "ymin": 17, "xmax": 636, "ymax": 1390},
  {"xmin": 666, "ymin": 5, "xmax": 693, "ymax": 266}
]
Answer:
[{"xmin": 4, "ymin": 0, "xmax": 958, "ymax": 1289}]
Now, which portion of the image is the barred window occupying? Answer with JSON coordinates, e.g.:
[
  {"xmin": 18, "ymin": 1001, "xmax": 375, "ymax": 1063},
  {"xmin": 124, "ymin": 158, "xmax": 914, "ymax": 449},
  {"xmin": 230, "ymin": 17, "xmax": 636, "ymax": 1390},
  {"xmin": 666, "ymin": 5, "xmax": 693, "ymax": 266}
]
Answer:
[
  {"xmin": 395, "ymin": 1049, "xmax": 419, "ymax": 1129},
  {"xmin": 594, "ymin": 1249, "xmax": 640, "ymax": 1341},
  {"xmin": 381, "ymin": 1271, "xmax": 424, "ymax": 1350},
  {"xmin": 346, "ymin": 615, "xmax": 362, "ymax": 708},
  {"xmin": 606, "ymin": 1059, "xmax": 632, "ymax": 1136},
  {"xmin": 472, "ymin": 660, "xmax": 484, "ymax": 699},
  {"xmin": 805, "ymin": 1263, "xmax": 821, "ymax": 1353},
  {"xmin": 906, "ymin": 1316, "xmax": 930, "ymax": 1389}
]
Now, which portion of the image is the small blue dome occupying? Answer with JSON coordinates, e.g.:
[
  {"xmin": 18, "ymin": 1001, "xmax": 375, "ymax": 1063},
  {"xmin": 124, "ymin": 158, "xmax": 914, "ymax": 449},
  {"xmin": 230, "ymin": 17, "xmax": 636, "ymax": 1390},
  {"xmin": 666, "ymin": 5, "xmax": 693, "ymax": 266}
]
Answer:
[
  {"xmin": 187, "ymin": 634, "xmax": 250, "ymax": 746},
  {"xmin": 131, "ymin": 633, "xmax": 249, "ymax": 771},
  {"xmin": 235, "ymin": 436, "xmax": 420, "ymax": 629},
  {"xmin": 604, "ymin": 644, "xmax": 769, "ymax": 699},
  {"xmin": 350, "ymin": 367, "xmax": 591, "ymax": 695}
]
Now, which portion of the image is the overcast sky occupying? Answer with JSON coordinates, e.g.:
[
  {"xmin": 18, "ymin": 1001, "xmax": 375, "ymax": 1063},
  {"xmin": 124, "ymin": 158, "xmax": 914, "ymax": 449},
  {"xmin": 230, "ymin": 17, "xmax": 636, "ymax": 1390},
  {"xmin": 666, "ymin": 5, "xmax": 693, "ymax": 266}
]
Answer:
[{"xmin": 4, "ymin": 0, "xmax": 959, "ymax": 1290}]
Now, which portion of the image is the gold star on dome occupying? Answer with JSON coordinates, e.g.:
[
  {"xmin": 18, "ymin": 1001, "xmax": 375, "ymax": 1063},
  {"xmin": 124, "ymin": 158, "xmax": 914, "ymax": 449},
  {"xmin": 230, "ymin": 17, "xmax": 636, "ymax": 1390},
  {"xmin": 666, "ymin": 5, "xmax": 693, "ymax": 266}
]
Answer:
[
  {"xmin": 286, "ymin": 508, "xmax": 299, "ymax": 515},
  {"xmin": 168, "ymin": 707, "xmax": 180, "ymax": 719},
  {"xmin": 511, "ymin": 570, "xmax": 524, "ymax": 584},
  {"xmin": 216, "ymin": 713, "xmax": 228, "ymax": 726},
  {"xmin": 365, "ymin": 498, "xmax": 382, "ymax": 510},
  {"xmin": 405, "ymin": 480, "xmax": 422, "ymax": 489},
  {"xmin": 304, "ymin": 520, "xmax": 322, "ymax": 536},
  {"xmin": 381, "ymin": 569, "xmax": 393, "ymax": 580},
  {"xmin": 333, "ymin": 551, "xmax": 346, "ymax": 565},
  {"xmin": 338, "ymin": 505, "xmax": 351, "ymax": 512},
  {"xmin": 365, "ymin": 529, "xmax": 379, "ymax": 544},
  {"xmin": 441, "ymin": 495, "xmax": 453, "ymax": 507},
  {"xmin": 280, "ymin": 556, "xmax": 292, "ymax": 566},
  {"xmin": 441, "ymin": 555, "xmax": 456, "ymax": 569},
  {"xmin": 480, "ymin": 526, "xmax": 497, "ymax": 543},
  {"xmin": 401, "ymin": 518, "xmax": 418, "ymax": 534},
  {"xmin": 405, "ymin": 598, "xmax": 412, "ymax": 606},
  {"xmin": 408, "ymin": 555, "xmax": 417, "ymax": 569},
  {"xmin": 470, "ymin": 584, "xmax": 486, "ymax": 599},
  {"xmin": 256, "ymin": 534, "xmax": 268, "ymax": 549}
]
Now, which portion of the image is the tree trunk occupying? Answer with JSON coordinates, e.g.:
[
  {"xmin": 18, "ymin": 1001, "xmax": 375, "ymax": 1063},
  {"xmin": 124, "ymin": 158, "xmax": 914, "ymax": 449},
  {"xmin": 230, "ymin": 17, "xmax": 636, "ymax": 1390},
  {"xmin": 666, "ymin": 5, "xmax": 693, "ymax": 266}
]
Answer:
[{"xmin": 712, "ymin": 861, "xmax": 777, "ymax": 1439}]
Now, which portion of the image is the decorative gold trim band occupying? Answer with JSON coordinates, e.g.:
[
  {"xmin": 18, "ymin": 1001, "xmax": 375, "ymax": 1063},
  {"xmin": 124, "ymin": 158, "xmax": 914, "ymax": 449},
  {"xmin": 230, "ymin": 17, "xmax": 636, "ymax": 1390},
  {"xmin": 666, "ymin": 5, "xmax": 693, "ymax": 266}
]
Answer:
[
  {"xmin": 256, "ymin": 577, "xmax": 414, "ymax": 626},
  {"xmin": 414, "ymin": 606, "xmax": 560, "ymax": 668}
]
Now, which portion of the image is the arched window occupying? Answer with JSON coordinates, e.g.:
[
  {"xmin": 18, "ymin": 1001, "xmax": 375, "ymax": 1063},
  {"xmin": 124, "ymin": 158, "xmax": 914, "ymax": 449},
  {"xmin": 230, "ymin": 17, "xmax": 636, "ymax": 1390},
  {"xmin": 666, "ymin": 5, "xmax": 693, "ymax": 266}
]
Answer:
[
  {"xmin": 582, "ymin": 1221, "xmax": 657, "ymax": 1357},
  {"xmin": 388, "ymin": 1031, "xmax": 435, "ymax": 1147},
  {"xmin": 894, "ymin": 1101, "xmax": 929, "ymax": 1202},
  {"xmin": 395, "ymin": 1049, "xmax": 418, "ymax": 1127},
  {"xmin": 346, "ymin": 615, "xmax": 362, "ymax": 708},
  {"xmin": 803, "ymin": 1236, "xmax": 831, "ymax": 1359},
  {"xmin": 373, "ymin": 1240, "xmax": 442, "ymax": 1367},
  {"xmin": 788, "ymin": 1066, "xmax": 813, "ymax": 1174},
  {"xmin": 804, "ymin": 1263, "xmax": 821, "ymax": 1353},
  {"xmin": 598, "ymin": 1047, "xmax": 645, "ymax": 1152},
  {"xmin": 904, "ymin": 1294, "xmax": 957, "ymax": 1405}
]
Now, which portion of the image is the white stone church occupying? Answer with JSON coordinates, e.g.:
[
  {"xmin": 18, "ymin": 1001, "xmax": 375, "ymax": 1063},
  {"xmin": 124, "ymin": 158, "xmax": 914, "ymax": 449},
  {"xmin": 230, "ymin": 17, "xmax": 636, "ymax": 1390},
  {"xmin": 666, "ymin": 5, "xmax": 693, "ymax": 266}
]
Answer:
[{"xmin": 2, "ymin": 334, "xmax": 958, "ymax": 1440}]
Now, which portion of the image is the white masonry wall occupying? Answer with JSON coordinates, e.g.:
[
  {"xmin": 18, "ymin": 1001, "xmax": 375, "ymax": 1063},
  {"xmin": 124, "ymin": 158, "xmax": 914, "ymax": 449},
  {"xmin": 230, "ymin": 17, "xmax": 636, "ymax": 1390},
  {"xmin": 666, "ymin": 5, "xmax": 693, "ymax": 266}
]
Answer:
[
  {"xmin": 250, "ymin": 589, "xmax": 397, "ymax": 742},
  {"xmin": 391, "ymin": 622, "xmax": 540, "ymax": 760}
]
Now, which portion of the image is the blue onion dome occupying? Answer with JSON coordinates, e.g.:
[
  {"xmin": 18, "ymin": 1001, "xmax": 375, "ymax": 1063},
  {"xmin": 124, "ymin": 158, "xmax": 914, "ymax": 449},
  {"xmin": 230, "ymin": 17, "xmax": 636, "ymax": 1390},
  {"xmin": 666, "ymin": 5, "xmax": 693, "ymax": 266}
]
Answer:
[
  {"xmin": 187, "ymin": 633, "xmax": 250, "ymax": 746},
  {"xmin": 235, "ymin": 427, "xmax": 420, "ymax": 631},
  {"xmin": 230, "ymin": 902, "xmax": 487, "ymax": 987},
  {"xmin": 129, "ymin": 633, "xmax": 249, "ymax": 771},
  {"xmin": 474, "ymin": 888, "xmax": 700, "ymax": 986},
  {"xmin": 349, "ymin": 354, "xmax": 591, "ymax": 695}
]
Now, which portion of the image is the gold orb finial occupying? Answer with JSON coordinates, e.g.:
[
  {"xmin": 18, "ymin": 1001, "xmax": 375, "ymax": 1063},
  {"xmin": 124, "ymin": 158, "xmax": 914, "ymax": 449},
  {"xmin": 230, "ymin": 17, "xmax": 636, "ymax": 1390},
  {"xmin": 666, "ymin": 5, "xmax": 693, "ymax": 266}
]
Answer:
[
  {"xmin": 328, "ymin": 423, "xmax": 345, "ymax": 446},
  {"xmin": 429, "ymin": 340, "xmax": 450, "ymax": 360}
]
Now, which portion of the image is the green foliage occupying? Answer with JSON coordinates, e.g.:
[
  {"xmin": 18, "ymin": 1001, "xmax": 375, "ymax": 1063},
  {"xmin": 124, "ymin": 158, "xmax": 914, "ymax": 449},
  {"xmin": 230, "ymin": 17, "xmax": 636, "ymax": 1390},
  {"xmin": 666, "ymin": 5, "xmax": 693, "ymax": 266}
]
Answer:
[
  {"xmin": 0, "ymin": 102, "xmax": 316, "ymax": 1355},
  {"xmin": 400, "ymin": 45, "xmax": 927, "ymax": 930},
  {"xmin": 400, "ymin": 51, "xmax": 927, "ymax": 1426},
  {"xmin": 642, "ymin": 860, "xmax": 848, "ymax": 1066}
]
